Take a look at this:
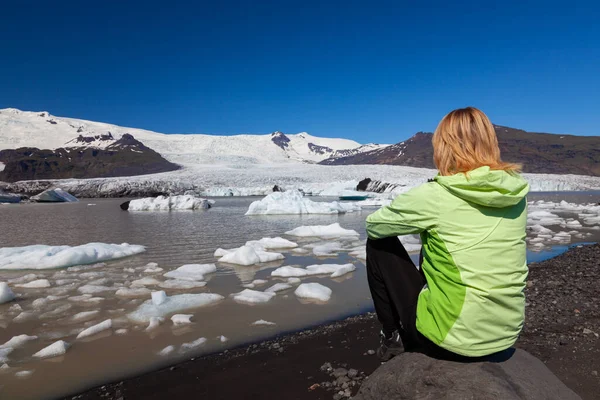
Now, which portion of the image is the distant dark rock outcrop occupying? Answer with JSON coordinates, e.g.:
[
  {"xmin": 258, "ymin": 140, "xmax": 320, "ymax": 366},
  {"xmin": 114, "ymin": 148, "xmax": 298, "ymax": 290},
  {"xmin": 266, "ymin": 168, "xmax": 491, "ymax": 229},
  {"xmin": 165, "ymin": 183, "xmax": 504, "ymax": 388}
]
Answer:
[
  {"xmin": 354, "ymin": 349, "xmax": 581, "ymax": 400},
  {"xmin": 271, "ymin": 131, "xmax": 291, "ymax": 150},
  {"xmin": 0, "ymin": 134, "xmax": 180, "ymax": 182},
  {"xmin": 321, "ymin": 126, "xmax": 600, "ymax": 177}
]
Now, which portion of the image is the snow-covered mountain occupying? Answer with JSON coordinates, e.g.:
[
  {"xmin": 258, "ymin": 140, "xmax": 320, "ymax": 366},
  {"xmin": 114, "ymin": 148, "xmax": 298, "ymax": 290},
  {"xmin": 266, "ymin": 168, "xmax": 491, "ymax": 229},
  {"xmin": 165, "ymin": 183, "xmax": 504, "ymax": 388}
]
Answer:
[{"xmin": 0, "ymin": 108, "xmax": 387, "ymax": 165}]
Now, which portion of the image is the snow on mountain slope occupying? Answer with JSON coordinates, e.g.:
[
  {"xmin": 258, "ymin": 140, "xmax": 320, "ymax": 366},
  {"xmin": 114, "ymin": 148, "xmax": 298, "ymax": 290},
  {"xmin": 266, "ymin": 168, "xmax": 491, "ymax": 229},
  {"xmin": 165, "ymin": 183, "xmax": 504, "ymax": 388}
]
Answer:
[{"xmin": 0, "ymin": 108, "xmax": 383, "ymax": 165}]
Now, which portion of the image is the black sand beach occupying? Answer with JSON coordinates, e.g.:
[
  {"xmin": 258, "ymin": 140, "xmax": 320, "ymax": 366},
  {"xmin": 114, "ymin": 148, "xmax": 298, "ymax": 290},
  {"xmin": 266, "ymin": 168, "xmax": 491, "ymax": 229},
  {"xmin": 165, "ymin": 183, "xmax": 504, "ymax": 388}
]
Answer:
[{"xmin": 68, "ymin": 243, "xmax": 600, "ymax": 400}]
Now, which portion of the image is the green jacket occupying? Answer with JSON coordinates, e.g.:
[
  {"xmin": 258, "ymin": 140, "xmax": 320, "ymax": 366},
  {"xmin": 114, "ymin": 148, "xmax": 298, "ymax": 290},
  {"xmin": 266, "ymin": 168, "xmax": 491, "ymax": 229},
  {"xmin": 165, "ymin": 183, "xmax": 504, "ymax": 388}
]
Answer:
[{"xmin": 366, "ymin": 166, "xmax": 529, "ymax": 356}]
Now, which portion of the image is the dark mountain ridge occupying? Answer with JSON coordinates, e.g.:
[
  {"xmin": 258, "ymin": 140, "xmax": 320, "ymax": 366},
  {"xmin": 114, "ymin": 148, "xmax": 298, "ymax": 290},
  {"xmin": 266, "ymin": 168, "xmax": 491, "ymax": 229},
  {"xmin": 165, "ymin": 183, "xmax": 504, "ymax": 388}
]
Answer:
[
  {"xmin": 0, "ymin": 134, "xmax": 180, "ymax": 182},
  {"xmin": 321, "ymin": 126, "xmax": 600, "ymax": 176}
]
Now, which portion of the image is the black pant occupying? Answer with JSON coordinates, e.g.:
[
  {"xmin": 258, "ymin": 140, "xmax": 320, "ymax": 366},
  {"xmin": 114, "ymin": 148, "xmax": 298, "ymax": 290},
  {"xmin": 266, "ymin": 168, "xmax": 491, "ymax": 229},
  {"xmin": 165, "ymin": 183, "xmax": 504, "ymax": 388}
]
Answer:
[{"xmin": 366, "ymin": 236, "xmax": 483, "ymax": 362}]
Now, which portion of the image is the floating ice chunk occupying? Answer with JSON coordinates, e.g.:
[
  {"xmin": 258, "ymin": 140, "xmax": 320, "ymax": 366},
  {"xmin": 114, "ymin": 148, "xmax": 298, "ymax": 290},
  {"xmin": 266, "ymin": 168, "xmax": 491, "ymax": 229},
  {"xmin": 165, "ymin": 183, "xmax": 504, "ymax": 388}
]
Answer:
[
  {"xmin": 163, "ymin": 264, "xmax": 216, "ymax": 281},
  {"xmin": 312, "ymin": 242, "xmax": 345, "ymax": 257},
  {"xmin": 32, "ymin": 298, "xmax": 49, "ymax": 308},
  {"xmin": 40, "ymin": 304, "xmax": 72, "ymax": 319},
  {"xmin": 128, "ymin": 195, "xmax": 214, "ymax": 211},
  {"xmin": 295, "ymin": 283, "xmax": 332, "ymax": 302},
  {"xmin": 144, "ymin": 264, "xmax": 163, "ymax": 273},
  {"xmin": 180, "ymin": 337, "xmax": 207, "ymax": 352},
  {"xmin": 158, "ymin": 345, "xmax": 175, "ymax": 356},
  {"xmin": 0, "ymin": 348, "xmax": 13, "ymax": 363},
  {"xmin": 271, "ymin": 266, "xmax": 309, "ymax": 277},
  {"xmin": 287, "ymin": 277, "xmax": 301, "ymax": 284},
  {"xmin": 13, "ymin": 312, "xmax": 35, "ymax": 323},
  {"xmin": 285, "ymin": 223, "xmax": 359, "ymax": 239},
  {"xmin": 76, "ymin": 319, "xmax": 112, "ymax": 339},
  {"xmin": 8, "ymin": 304, "xmax": 22, "ymax": 313},
  {"xmin": 356, "ymin": 198, "xmax": 391, "ymax": 207},
  {"xmin": 566, "ymin": 220, "xmax": 582, "ymax": 228},
  {"xmin": 159, "ymin": 280, "xmax": 207, "ymax": 289},
  {"xmin": 78, "ymin": 285, "xmax": 113, "ymax": 294},
  {"xmin": 31, "ymin": 188, "xmax": 77, "ymax": 203},
  {"xmin": 146, "ymin": 316, "xmax": 164, "ymax": 331},
  {"xmin": 152, "ymin": 291, "xmax": 168, "ymax": 306},
  {"xmin": 218, "ymin": 246, "xmax": 284, "ymax": 266},
  {"xmin": 32, "ymin": 340, "xmax": 70, "ymax": 359},
  {"xmin": 264, "ymin": 283, "xmax": 292, "ymax": 293},
  {"xmin": 8, "ymin": 274, "xmax": 38, "ymax": 284},
  {"xmin": 128, "ymin": 293, "xmax": 224, "ymax": 323},
  {"xmin": 0, "ymin": 243, "xmax": 145, "ymax": 270},
  {"xmin": 245, "ymin": 190, "xmax": 361, "ymax": 215},
  {"xmin": 116, "ymin": 288, "xmax": 151, "ymax": 297},
  {"xmin": 349, "ymin": 246, "xmax": 366, "ymax": 260},
  {"xmin": 232, "ymin": 289, "xmax": 276, "ymax": 304},
  {"xmin": 246, "ymin": 237, "xmax": 298, "ymax": 250},
  {"xmin": 171, "ymin": 314, "xmax": 193, "ymax": 325},
  {"xmin": 1, "ymin": 335, "xmax": 37, "ymax": 349},
  {"xmin": 16, "ymin": 279, "xmax": 50, "ymax": 289},
  {"xmin": 271, "ymin": 263, "xmax": 355, "ymax": 278},
  {"xmin": 72, "ymin": 311, "xmax": 100, "ymax": 322},
  {"xmin": 131, "ymin": 277, "xmax": 161, "ymax": 287},
  {"xmin": 218, "ymin": 335, "xmax": 228, "ymax": 342},
  {"xmin": 15, "ymin": 370, "xmax": 33, "ymax": 378},
  {"xmin": 330, "ymin": 264, "xmax": 357, "ymax": 278},
  {"xmin": 251, "ymin": 319, "xmax": 276, "ymax": 326},
  {"xmin": 115, "ymin": 329, "xmax": 128, "ymax": 335},
  {"xmin": 213, "ymin": 248, "xmax": 230, "ymax": 257},
  {"xmin": 0, "ymin": 282, "xmax": 16, "ymax": 304},
  {"xmin": 291, "ymin": 248, "xmax": 310, "ymax": 255}
]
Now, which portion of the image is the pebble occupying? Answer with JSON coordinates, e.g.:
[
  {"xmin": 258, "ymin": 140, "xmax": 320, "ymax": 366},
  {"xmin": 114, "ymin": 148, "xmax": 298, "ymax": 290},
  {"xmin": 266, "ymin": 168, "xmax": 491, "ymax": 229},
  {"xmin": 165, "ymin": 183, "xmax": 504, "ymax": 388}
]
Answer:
[
  {"xmin": 367, "ymin": 349, "xmax": 375, "ymax": 355},
  {"xmin": 332, "ymin": 368, "xmax": 348, "ymax": 378},
  {"xmin": 348, "ymin": 368, "xmax": 358, "ymax": 378}
]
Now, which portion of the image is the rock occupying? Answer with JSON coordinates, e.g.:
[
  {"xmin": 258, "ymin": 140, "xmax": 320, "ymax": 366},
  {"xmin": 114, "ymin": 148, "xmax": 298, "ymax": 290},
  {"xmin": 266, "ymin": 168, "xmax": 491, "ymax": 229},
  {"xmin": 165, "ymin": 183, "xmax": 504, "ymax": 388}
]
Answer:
[
  {"xmin": 320, "ymin": 362, "xmax": 332, "ymax": 371},
  {"xmin": 120, "ymin": 201, "xmax": 130, "ymax": 211},
  {"xmin": 353, "ymin": 349, "xmax": 581, "ymax": 400},
  {"xmin": 348, "ymin": 368, "xmax": 359, "ymax": 379},
  {"xmin": 332, "ymin": 368, "xmax": 349, "ymax": 378}
]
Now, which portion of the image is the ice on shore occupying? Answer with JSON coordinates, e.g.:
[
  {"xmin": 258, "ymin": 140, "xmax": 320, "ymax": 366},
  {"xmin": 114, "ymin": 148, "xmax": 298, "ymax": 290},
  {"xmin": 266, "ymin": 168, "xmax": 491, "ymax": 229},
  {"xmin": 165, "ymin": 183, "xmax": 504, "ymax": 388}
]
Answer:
[
  {"xmin": 271, "ymin": 263, "xmax": 356, "ymax": 279},
  {"xmin": 158, "ymin": 345, "xmax": 175, "ymax": 356},
  {"xmin": 0, "ymin": 282, "xmax": 16, "ymax": 304},
  {"xmin": 264, "ymin": 283, "xmax": 293, "ymax": 293},
  {"xmin": 294, "ymin": 283, "xmax": 332, "ymax": 302},
  {"xmin": 128, "ymin": 293, "xmax": 224, "ymax": 323},
  {"xmin": 245, "ymin": 190, "xmax": 361, "ymax": 215},
  {"xmin": 218, "ymin": 245, "xmax": 284, "ymax": 266},
  {"xmin": 32, "ymin": 340, "xmax": 70, "ymax": 359},
  {"xmin": 15, "ymin": 279, "xmax": 51, "ymax": 289},
  {"xmin": 252, "ymin": 319, "xmax": 276, "ymax": 326},
  {"xmin": 232, "ymin": 289, "xmax": 276, "ymax": 304},
  {"xmin": 76, "ymin": 319, "xmax": 112, "ymax": 339},
  {"xmin": 163, "ymin": 264, "xmax": 216, "ymax": 281},
  {"xmin": 31, "ymin": 188, "xmax": 78, "ymax": 203},
  {"xmin": 0, "ymin": 243, "xmax": 145, "ymax": 270},
  {"xmin": 285, "ymin": 223, "xmax": 359, "ymax": 239},
  {"xmin": 180, "ymin": 337, "xmax": 207, "ymax": 353},
  {"xmin": 128, "ymin": 195, "xmax": 214, "ymax": 211}
]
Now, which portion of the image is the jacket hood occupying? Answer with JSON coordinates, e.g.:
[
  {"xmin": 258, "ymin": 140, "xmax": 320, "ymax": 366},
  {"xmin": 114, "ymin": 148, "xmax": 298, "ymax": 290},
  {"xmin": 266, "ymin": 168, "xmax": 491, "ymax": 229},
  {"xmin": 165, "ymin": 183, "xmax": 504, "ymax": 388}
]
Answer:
[{"xmin": 434, "ymin": 166, "xmax": 529, "ymax": 208}]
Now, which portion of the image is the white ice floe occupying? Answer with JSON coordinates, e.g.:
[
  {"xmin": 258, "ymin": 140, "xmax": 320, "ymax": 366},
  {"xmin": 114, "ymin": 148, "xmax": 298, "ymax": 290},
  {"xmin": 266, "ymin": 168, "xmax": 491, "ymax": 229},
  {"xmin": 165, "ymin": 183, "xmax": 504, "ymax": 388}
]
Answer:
[
  {"xmin": 151, "ymin": 291, "xmax": 168, "ymax": 306},
  {"xmin": 163, "ymin": 264, "xmax": 216, "ymax": 281},
  {"xmin": 218, "ymin": 246, "xmax": 284, "ymax": 266},
  {"xmin": 252, "ymin": 319, "xmax": 276, "ymax": 326},
  {"xmin": 32, "ymin": 340, "xmax": 70, "ymax": 359},
  {"xmin": 158, "ymin": 345, "xmax": 175, "ymax": 356},
  {"xmin": 144, "ymin": 264, "xmax": 164, "ymax": 273},
  {"xmin": 232, "ymin": 289, "xmax": 276, "ymax": 304},
  {"xmin": 146, "ymin": 316, "xmax": 164, "ymax": 331},
  {"xmin": 271, "ymin": 263, "xmax": 356, "ymax": 279},
  {"xmin": 245, "ymin": 237, "xmax": 298, "ymax": 250},
  {"xmin": 13, "ymin": 312, "xmax": 35, "ymax": 323},
  {"xmin": 349, "ymin": 246, "xmax": 366, "ymax": 260},
  {"xmin": 116, "ymin": 288, "xmax": 151, "ymax": 297},
  {"xmin": 115, "ymin": 329, "xmax": 128, "ymax": 335},
  {"xmin": 1, "ymin": 335, "xmax": 38, "ymax": 349},
  {"xmin": 15, "ymin": 279, "xmax": 50, "ymax": 289},
  {"xmin": 171, "ymin": 314, "xmax": 193, "ymax": 325},
  {"xmin": 71, "ymin": 311, "xmax": 100, "ymax": 322},
  {"xmin": 128, "ymin": 293, "xmax": 224, "ymax": 323},
  {"xmin": 131, "ymin": 277, "xmax": 161, "ymax": 287},
  {"xmin": 287, "ymin": 277, "xmax": 301, "ymax": 284},
  {"xmin": 180, "ymin": 337, "xmax": 207, "ymax": 353},
  {"xmin": 0, "ymin": 282, "xmax": 16, "ymax": 304},
  {"xmin": 128, "ymin": 195, "xmax": 214, "ymax": 211},
  {"xmin": 76, "ymin": 319, "xmax": 112, "ymax": 339},
  {"xmin": 285, "ymin": 223, "xmax": 359, "ymax": 239},
  {"xmin": 159, "ymin": 280, "xmax": 207, "ymax": 289},
  {"xmin": 78, "ymin": 285, "xmax": 114, "ymax": 294},
  {"xmin": 15, "ymin": 370, "xmax": 33, "ymax": 378},
  {"xmin": 264, "ymin": 283, "xmax": 293, "ymax": 293},
  {"xmin": 0, "ymin": 348, "xmax": 13, "ymax": 363},
  {"xmin": 294, "ymin": 283, "xmax": 332, "ymax": 302},
  {"xmin": 312, "ymin": 242, "xmax": 346, "ymax": 257},
  {"xmin": 245, "ymin": 190, "xmax": 361, "ymax": 215},
  {"xmin": 356, "ymin": 198, "xmax": 392, "ymax": 208},
  {"xmin": 218, "ymin": 335, "xmax": 229, "ymax": 342},
  {"xmin": 31, "ymin": 188, "xmax": 78, "ymax": 203},
  {"xmin": 0, "ymin": 243, "xmax": 145, "ymax": 270}
]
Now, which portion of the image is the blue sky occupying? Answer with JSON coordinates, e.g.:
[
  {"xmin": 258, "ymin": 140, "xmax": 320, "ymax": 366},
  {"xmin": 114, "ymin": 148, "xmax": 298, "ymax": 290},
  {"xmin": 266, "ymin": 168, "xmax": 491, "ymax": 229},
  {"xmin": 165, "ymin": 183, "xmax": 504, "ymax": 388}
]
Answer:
[{"xmin": 1, "ymin": 1, "xmax": 598, "ymax": 143}]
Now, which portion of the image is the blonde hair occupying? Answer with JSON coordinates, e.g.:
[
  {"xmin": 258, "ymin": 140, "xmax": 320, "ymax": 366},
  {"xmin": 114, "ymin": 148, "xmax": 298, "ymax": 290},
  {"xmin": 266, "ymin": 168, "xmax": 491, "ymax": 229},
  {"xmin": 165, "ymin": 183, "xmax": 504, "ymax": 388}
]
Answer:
[{"xmin": 432, "ymin": 107, "xmax": 521, "ymax": 176}]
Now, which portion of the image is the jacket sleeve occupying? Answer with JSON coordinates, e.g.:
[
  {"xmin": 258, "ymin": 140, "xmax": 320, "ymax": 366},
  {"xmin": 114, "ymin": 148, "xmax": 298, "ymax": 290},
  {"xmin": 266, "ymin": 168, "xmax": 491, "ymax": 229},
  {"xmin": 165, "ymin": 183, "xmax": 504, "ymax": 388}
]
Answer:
[{"xmin": 366, "ymin": 183, "xmax": 438, "ymax": 239}]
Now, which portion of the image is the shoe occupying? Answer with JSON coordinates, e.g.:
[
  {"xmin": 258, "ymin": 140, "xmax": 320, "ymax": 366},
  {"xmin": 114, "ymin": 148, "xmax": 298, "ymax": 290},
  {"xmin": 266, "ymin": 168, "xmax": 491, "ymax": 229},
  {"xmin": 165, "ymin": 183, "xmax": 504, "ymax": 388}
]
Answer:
[{"xmin": 377, "ymin": 329, "xmax": 404, "ymax": 361}]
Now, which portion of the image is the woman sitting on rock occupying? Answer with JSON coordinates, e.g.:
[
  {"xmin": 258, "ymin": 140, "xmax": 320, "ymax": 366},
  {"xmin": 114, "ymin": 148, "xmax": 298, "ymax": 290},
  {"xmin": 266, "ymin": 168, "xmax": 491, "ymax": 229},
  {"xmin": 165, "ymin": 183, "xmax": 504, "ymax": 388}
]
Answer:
[{"xmin": 366, "ymin": 107, "xmax": 529, "ymax": 361}]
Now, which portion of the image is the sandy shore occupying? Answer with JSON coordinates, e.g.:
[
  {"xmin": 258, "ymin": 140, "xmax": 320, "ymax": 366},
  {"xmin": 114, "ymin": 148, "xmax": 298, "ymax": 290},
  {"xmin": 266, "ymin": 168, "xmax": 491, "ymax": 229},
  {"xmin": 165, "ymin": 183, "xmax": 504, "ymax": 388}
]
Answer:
[{"xmin": 67, "ymin": 243, "xmax": 600, "ymax": 400}]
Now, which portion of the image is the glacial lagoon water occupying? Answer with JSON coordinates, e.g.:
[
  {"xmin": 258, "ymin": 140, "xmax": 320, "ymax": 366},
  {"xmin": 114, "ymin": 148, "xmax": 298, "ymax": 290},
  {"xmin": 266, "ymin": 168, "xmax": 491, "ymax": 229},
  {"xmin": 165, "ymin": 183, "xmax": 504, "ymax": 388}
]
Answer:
[{"xmin": 0, "ymin": 193, "xmax": 599, "ymax": 399}]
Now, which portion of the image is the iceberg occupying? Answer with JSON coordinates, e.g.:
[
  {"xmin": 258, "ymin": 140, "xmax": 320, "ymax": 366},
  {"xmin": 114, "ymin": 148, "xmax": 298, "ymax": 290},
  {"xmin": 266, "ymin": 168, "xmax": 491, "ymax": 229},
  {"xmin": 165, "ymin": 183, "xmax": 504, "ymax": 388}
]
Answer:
[
  {"xmin": 127, "ymin": 195, "xmax": 214, "ymax": 211},
  {"xmin": 245, "ymin": 190, "xmax": 361, "ymax": 215},
  {"xmin": 0, "ymin": 243, "xmax": 146, "ymax": 270},
  {"xmin": 128, "ymin": 293, "xmax": 224, "ymax": 323},
  {"xmin": 0, "ymin": 190, "xmax": 20, "ymax": 204},
  {"xmin": 285, "ymin": 223, "xmax": 359, "ymax": 239},
  {"xmin": 32, "ymin": 340, "xmax": 70, "ymax": 359},
  {"xmin": 31, "ymin": 188, "xmax": 78, "ymax": 203}
]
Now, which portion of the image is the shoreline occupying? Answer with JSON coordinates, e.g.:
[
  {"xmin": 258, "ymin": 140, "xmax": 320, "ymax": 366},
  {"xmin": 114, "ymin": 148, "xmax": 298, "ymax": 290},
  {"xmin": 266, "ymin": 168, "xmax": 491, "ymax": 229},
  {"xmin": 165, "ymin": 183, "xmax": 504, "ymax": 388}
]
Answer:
[{"xmin": 66, "ymin": 243, "xmax": 600, "ymax": 400}]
